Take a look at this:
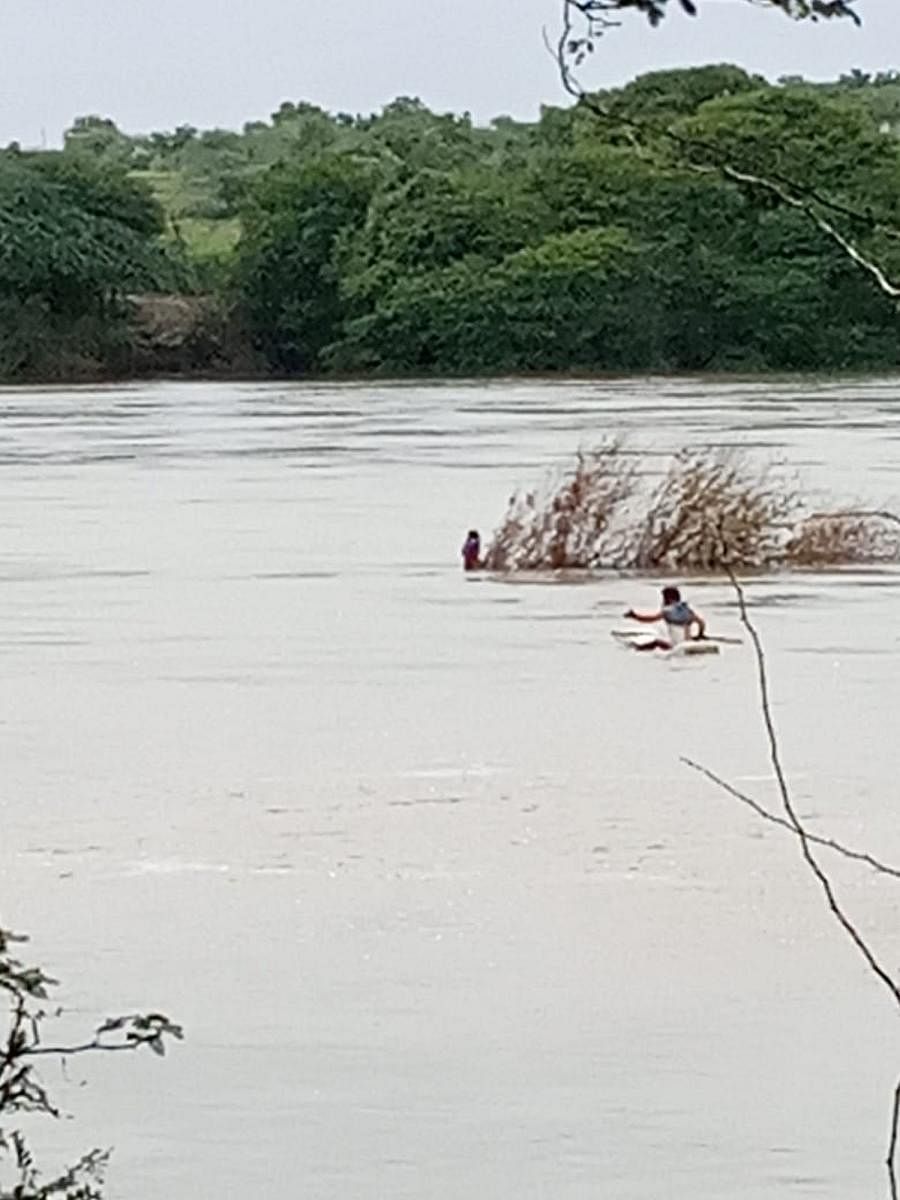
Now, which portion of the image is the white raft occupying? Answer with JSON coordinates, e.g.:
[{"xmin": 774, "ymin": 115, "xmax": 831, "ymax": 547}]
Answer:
[{"xmin": 611, "ymin": 631, "xmax": 721, "ymax": 657}]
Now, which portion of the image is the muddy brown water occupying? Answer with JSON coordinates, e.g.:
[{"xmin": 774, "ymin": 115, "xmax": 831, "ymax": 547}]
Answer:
[{"xmin": 1, "ymin": 377, "xmax": 899, "ymax": 1199}]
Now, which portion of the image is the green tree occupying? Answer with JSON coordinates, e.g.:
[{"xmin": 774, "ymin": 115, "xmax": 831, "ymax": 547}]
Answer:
[
  {"xmin": 0, "ymin": 153, "xmax": 167, "ymax": 307},
  {"xmin": 339, "ymin": 166, "xmax": 546, "ymax": 312},
  {"xmin": 601, "ymin": 64, "xmax": 764, "ymax": 122},
  {"xmin": 8, "ymin": 64, "xmax": 900, "ymax": 381},
  {"xmin": 232, "ymin": 154, "xmax": 376, "ymax": 371},
  {"xmin": 0, "ymin": 152, "xmax": 174, "ymax": 378},
  {"xmin": 353, "ymin": 98, "xmax": 486, "ymax": 172},
  {"xmin": 329, "ymin": 228, "xmax": 649, "ymax": 374},
  {"xmin": 676, "ymin": 87, "xmax": 900, "ymax": 210},
  {"xmin": 63, "ymin": 116, "xmax": 134, "ymax": 169}
]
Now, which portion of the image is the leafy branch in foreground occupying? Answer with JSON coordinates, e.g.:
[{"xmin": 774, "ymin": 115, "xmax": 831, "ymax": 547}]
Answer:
[
  {"xmin": 554, "ymin": 0, "xmax": 900, "ymax": 304},
  {"xmin": 0, "ymin": 928, "xmax": 182, "ymax": 1200},
  {"xmin": 684, "ymin": 570, "xmax": 900, "ymax": 1197},
  {"xmin": 561, "ymin": 0, "xmax": 860, "ymax": 67}
]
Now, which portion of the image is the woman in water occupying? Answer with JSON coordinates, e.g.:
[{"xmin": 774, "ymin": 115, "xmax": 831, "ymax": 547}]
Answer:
[{"xmin": 461, "ymin": 529, "xmax": 483, "ymax": 572}]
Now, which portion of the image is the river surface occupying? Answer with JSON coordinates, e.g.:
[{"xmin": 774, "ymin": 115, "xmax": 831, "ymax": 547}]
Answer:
[{"xmin": 1, "ymin": 377, "xmax": 899, "ymax": 1199}]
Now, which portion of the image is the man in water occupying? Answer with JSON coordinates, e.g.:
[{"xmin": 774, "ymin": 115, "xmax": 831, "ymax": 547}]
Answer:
[
  {"xmin": 461, "ymin": 529, "xmax": 483, "ymax": 572},
  {"xmin": 624, "ymin": 586, "xmax": 706, "ymax": 651}
]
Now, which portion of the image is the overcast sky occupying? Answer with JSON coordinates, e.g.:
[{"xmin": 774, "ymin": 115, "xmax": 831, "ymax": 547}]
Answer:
[{"xmin": 1, "ymin": 0, "xmax": 895, "ymax": 146}]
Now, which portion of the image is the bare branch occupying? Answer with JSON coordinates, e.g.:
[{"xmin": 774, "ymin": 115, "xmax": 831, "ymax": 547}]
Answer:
[
  {"xmin": 681, "ymin": 756, "xmax": 900, "ymax": 880},
  {"xmin": 723, "ymin": 567, "xmax": 900, "ymax": 1009},
  {"xmin": 717, "ymin": 164, "xmax": 900, "ymax": 299},
  {"xmin": 25, "ymin": 1012, "xmax": 183, "ymax": 1060},
  {"xmin": 684, "ymin": 567, "xmax": 900, "ymax": 1195},
  {"xmin": 556, "ymin": 0, "xmax": 900, "ymax": 300},
  {"xmin": 26, "ymin": 1040, "xmax": 153, "ymax": 1058},
  {"xmin": 889, "ymin": 1078, "xmax": 900, "ymax": 1200}
]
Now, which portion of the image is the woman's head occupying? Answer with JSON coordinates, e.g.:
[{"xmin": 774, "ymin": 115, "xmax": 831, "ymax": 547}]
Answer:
[
  {"xmin": 467, "ymin": 530, "xmax": 480, "ymax": 542},
  {"xmin": 661, "ymin": 586, "xmax": 681, "ymax": 605}
]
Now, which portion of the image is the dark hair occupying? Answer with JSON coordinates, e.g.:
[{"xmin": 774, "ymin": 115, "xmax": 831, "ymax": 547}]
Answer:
[
  {"xmin": 661, "ymin": 586, "xmax": 681, "ymax": 605},
  {"xmin": 467, "ymin": 530, "xmax": 480, "ymax": 541}
]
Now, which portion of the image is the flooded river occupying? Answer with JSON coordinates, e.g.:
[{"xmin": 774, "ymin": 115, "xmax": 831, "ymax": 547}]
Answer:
[{"xmin": 1, "ymin": 377, "xmax": 899, "ymax": 1199}]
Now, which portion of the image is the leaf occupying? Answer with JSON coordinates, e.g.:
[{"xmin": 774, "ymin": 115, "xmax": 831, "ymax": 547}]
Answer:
[{"xmin": 97, "ymin": 1016, "xmax": 127, "ymax": 1034}]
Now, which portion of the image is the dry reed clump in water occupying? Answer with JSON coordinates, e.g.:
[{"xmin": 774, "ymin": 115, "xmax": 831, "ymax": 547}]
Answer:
[
  {"xmin": 631, "ymin": 450, "xmax": 799, "ymax": 571},
  {"xmin": 785, "ymin": 510, "xmax": 900, "ymax": 566},
  {"xmin": 484, "ymin": 441, "xmax": 638, "ymax": 571},
  {"xmin": 484, "ymin": 444, "xmax": 900, "ymax": 572}
]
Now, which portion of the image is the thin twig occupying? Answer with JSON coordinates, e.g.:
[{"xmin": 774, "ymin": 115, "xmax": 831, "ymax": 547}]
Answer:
[
  {"xmin": 681, "ymin": 755, "xmax": 900, "ymax": 880},
  {"xmin": 24, "ymin": 1040, "xmax": 154, "ymax": 1058},
  {"xmin": 888, "ymin": 1078, "xmax": 900, "ymax": 1200}
]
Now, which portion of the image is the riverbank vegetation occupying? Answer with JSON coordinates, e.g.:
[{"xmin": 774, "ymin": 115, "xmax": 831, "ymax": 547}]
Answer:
[
  {"xmin": 3, "ymin": 66, "xmax": 900, "ymax": 381},
  {"xmin": 484, "ymin": 442, "xmax": 900, "ymax": 571}
]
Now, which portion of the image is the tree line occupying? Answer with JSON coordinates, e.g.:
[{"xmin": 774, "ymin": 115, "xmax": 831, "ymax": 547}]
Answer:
[{"xmin": 2, "ymin": 64, "xmax": 900, "ymax": 381}]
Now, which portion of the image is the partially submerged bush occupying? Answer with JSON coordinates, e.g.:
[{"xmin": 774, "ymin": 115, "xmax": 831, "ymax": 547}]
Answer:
[
  {"xmin": 631, "ymin": 450, "xmax": 799, "ymax": 572},
  {"xmin": 484, "ymin": 441, "xmax": 637, "ymax": 571},
  {"xmin": 785, "ymin": 510, "xmax": 900, "ymax": 566},
  {"xmin": 484, "ymin": 444, "xmax": 899, "ymax": 573}
]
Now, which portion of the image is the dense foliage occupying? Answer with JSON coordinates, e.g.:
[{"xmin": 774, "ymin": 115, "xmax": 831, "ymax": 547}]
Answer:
[
  {"xmin": 0, "ymin": 151, "xmax": 179, "ymax": 378},
  {"xmin": 2, "ymin": 66, "xmax": 900, "ymax": 380}
]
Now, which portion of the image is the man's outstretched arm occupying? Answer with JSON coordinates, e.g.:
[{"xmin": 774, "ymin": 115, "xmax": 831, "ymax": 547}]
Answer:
[{"xmin": 625, "ymin": 608, "xmax": 663, "ymax": 624}]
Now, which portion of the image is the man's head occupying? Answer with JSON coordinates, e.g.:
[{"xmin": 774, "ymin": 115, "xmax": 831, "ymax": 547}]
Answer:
[
  {"xmin": 467, "ymin": 530, "xmax": 480, "ymax": 542},
  {"xmin": 661, "ymin": 586, "xmax": 681, "ymax": 605}
]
